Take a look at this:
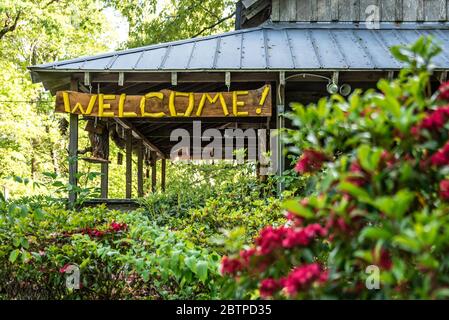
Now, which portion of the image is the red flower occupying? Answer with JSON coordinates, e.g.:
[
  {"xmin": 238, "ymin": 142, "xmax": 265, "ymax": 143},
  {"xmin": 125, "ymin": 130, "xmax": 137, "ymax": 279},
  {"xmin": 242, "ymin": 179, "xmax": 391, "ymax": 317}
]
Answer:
[
  {"xmin": 410, "ymin": 125, "xmax": 420, "ymax": 138},
  {"xmin": 256, "ymin": 224, "xmax": 327, "ymax": 254},
  {"xmin": 110, "ymin": 222, "xmax": 127, "ymax": 232},
  {"xmin": 430, "ymin": 141, "xmax": 449, "ymax": 167},
  {"xmin": 285, "ymin": 212, "xmax": 304, "ymax": 226},
  {"xmin": 373, "ymin": 248, "xmax": 393, "ymax": 271},
  {"xmin": 281, "ymin": 263, "xmax": 328, "ymax": 296},
  {"xmin": 294, "ymin": 149, "xmax": 328, "ymax": 174},
  {"xmin": 59, "ymin": 263, "xmax": 71, "ymax": 273},
  {"xmin": 93, "ymin": 230, "xmax": 105, "ymax": 237},
  {"xmin": 259, "ymin": 278, "xmax": 281, "ymax": 298},
  {"xmin": 381, "ymin": 150, "xmax": 396, "ymax": 168},
  {"xmin": 220, "ymin": 256, "xmax": 243, "ymax": 275},
  {"xmin": 240, "ymin": 248, "xmax": 256, "ymax": 266},
  {"xmin": 438, "ymin": 81, "xmax": 449, "ymax": 101},
  {"xmin": 256, "ymin": 226, "xmax": 286, "ymax": 254},
  {"xmin": 421, "ymin": 106, "xmax": 449, "ymax": 130},
  {"xmin": 439, "ymin": 180, "xmax": 449, "ymax": 201},
  {"xmin": 350, "ymin": 161, "xmax": 363, "ymax": 173},
  {"xmin": 326, "ymin": 213, "xmax": 350, "ymax": 234},
  {"xmin": 346, "ymin": 160, "xmax": 368, "ymax": 187}
]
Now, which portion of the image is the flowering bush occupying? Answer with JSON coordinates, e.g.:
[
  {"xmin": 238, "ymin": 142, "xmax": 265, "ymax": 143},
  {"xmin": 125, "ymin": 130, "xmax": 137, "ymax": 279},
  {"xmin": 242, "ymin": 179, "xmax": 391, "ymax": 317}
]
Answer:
[
  {"xmin": 221, "ymin": 37, "xmax": 449, "ymax": 299},
  {"xmin": 0, "ymin": 201, "xmax": 221, "ymax": 299}
]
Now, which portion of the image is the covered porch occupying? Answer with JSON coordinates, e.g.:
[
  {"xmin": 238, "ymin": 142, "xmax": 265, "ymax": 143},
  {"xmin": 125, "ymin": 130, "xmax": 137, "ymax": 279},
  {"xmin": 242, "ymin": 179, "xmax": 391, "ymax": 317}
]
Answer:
[{"xmin": 28, "ymin": 22, "xmax": 449, "ymax": 207}]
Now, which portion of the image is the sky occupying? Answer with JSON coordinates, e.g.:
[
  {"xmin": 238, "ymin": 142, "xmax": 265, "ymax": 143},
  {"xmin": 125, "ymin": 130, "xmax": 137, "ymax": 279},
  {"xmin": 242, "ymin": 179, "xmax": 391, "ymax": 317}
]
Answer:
[
  {"xmin": 102, "ymin": 0, "xmax": 171, "ymax": 50},
  {"xmin": 102, "ymin": 6, "xmax": 130, "ymax": 50}
]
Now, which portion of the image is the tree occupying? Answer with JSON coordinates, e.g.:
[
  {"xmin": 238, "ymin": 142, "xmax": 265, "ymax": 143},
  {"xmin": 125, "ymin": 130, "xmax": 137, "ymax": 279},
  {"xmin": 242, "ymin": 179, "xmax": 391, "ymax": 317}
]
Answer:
[
  {"xmin": 0, "ymin": 0, "xmax": 119, "ymax": 196},
  {"xmin": 110, "ymin": 0, "xmax": 236, "ymax": 47}
]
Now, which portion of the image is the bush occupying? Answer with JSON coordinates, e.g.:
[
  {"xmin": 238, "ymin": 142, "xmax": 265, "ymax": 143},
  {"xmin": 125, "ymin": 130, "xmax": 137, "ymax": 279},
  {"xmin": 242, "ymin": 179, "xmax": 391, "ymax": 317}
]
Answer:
[
  {"xmin": 139, "ymin": 162, "xmax": 285, "ymax": 248},
  {"xmin": 0, "ymin": 200, "xmax": 221, "ymax": 299},
  {"xmin": 220, "ymin": 37, "xmax": 449, "ymax": 300},
  {"xmin": 0, "ymin": 157, "xmax": 285, "ymax": 299}
]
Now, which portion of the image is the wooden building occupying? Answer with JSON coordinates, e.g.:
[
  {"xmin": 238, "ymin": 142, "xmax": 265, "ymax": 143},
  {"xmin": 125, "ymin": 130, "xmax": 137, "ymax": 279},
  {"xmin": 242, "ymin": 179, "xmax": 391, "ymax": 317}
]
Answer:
[{"xmin": 28, "ymin": 0, "xmax": 449, "ymax": 207}]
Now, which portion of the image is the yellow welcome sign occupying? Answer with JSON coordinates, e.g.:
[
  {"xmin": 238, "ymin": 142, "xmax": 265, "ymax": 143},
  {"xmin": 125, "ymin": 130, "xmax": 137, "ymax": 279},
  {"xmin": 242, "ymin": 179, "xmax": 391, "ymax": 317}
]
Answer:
[{"xmin": 55, "ymin": 85, "xmax": 272, "ymax": 118}]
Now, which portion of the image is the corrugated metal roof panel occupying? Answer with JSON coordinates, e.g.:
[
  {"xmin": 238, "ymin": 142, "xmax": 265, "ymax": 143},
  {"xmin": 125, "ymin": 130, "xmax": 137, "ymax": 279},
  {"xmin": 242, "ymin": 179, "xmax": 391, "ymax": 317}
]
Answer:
[
  {"xmin": 29, "ymin": 23, "xmax": 449, "ymax": 72},
  {"xmin": 214, "ymin": 34, "xmax": 243, "ymax": 69},
  {"xmin": 240, "ymin": 30, "xmax": 266, "ymax": 69},
  {"xmin": 110, "ymin": 52, "xmax": 142, "ymax": 70},
  {"xmin": 266, "ymin": 29, "xmax": 295, "ymax": 69},
  {"xmin": 332, "ymin": 30, "xmax": 374, "ymax": 69},
  {"xmin": 135, "ymin": 48, "xmax": 168, "ymax": 70},
  {"xmin": 162, "ymin": 42, "xmax": 195, "ymax": 69},
  {"xmin": 352, "ymin": 30, "xmax": 398, "ymax": 69},
  {"xmin": 310, "ymin": 30, "xmax": 348, "ymax": 68},
  {"xmin": 82, "ymin": 56, "xmax": 114, "ymax": 70},
  {"xmin": 188, "ymin": 38, "xmax": 218, "ymax": 69},
  {"xmin": 285, "ymin": 29, "xmax": 321, "ymax": 69}
]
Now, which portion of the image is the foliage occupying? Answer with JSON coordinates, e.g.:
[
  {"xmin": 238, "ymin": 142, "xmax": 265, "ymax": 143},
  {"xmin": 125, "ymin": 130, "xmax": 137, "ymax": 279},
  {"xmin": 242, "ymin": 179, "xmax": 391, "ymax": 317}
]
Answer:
[
  {"xmin": 109, "ymin": 0, "xmax": 235, "ymax": 47},
  {"xmin": 0, "ymin": 159, "xmax": 283, "ymax": 299},
  {"xmin": 0, "ymin": 198, "xmax": 221, "ymax": 299},
  {"xmin": 0, "ymin": 0, "xmax": 236, "ymax": 199},
  {"xmin": 221, "ymin": 37, "xmax": 449, "ymax": 300},
  {"xmin": 139, "ymin": 162, "xmax": 284, "ymax": 248},
  {"xmin": 0, "ymin": 0, "xmax": 120, "ymax": 197}
]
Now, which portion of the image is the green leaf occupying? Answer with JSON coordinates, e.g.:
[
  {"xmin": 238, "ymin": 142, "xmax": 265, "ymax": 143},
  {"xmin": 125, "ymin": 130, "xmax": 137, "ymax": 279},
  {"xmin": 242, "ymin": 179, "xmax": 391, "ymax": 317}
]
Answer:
[
  {"xmin": 21, "ymin": 251, "xmax": 31, "ymax": 263},
  {"xmin": 9, "ymin": 249, "xmax": 20, "ymax": 263},
  {"xmin": 282, "ymin": 199, "xmax": 314, "ymax": 219},
  {"xmin": 373, "ymin": 190, "xmax": 415, "ymax": 219},
  {"xmin": 20, "ymin": 238, "xmax": 29, "ymax": 249},
  {"xmin": 393, "ymin": 235, "xmax": 420, "ymax": 253},
  {"xmin": 13, "ymin": 238, "xmax": 21, "ymax": 247},
  {"xmin": 359, "ymin": 227, "xmax": 393, "ymax": 241},
  {"xmin": 184, "ymin": 256, "xmax": 196, "ymax": 273},
  {"xmin": 52, "ymin": 181, "xmax": 64, "ymax": 187},
  {"xmin": 195, "ymin": 260, "xmax": 208, "ymax": 283},
  {"xmin": 42, "ymin": 171, "xmax": 58, "ymax": 179},
  {"xmin": 357, "ymin": 145, "xmax": 382, "ymax": 173},
  {"xmin": 338, "ymin": 182, "xmax": 372, "ymax": 204},
  {"xmin": 435, "ymin": 288, "xmax": 449, "ymax": 298}
]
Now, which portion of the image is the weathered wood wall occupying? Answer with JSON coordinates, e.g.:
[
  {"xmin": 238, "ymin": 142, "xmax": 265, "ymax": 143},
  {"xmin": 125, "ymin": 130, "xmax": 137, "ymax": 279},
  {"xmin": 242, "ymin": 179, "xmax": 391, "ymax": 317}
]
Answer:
[{"xmin": 271, "ymin": 0, "xmax": 449, "ymax": 22}]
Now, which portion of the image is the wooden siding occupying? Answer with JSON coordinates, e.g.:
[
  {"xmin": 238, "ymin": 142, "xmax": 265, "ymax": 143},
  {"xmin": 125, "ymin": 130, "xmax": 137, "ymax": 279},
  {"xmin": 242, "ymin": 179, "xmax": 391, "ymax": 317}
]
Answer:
[{"xmin": 271, "ymin": 0, "xmax": 449, "ymax": 22}]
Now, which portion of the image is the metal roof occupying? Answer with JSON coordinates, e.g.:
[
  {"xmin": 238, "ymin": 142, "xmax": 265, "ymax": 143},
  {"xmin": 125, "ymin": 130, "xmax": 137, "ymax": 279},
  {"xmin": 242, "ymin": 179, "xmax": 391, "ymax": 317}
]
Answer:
[{"xmin": 29, "ymin": 23, "xmax": 449, "ymax": 73}]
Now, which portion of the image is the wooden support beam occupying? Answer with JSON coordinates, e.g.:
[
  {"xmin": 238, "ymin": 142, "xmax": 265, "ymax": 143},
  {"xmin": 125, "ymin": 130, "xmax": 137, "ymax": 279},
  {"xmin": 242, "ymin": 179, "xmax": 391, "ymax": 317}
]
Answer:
[
  {"xmin": 151, "ymin": 151, "xmax": 157, "ymax": 193},
  {"xmin": 125, "ymin": 129, "xmax": 132, "ymax": 199},
  {"xmin": 276, "ymin": 77, "xmax": 285, "ymax": 195},
  {"xmin": 137, "ymin": 140, "xmax": 144, "ymax": 197},
  {"xmin": 101, "ymin": 129, "xmax": 109, "ymax": 199},
  {"xmin": 161, "ymin": 158, "xmax": 166, "ymax": 192},
  {"xmin": 68, "ymin": 79, "xmax": 79, "ymax": 208},
  {"xmin": 76, "ymin": 71, "xmax": 278, "ymax": 84},
  {"xmin": 114, "ymin": 118, "xmax": 164, "ymax": 159}
]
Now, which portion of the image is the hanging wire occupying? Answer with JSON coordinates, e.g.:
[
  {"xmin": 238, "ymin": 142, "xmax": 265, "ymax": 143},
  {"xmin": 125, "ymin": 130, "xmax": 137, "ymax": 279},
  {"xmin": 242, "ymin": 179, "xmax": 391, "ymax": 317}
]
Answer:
[{"xmin": 0, "ymin": 100, "xmax": 53, "ymax": 104}]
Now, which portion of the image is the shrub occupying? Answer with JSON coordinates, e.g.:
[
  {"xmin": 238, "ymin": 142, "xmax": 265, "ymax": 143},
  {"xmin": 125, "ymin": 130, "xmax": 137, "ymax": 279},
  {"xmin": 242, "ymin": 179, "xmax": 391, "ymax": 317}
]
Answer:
[
  {"xmin": 0, "ymin": 200, "xmax": 221, "ymax": 299},
  {"xmin": 221, "ymin": 37, "xmax": 449, "ymax": 300},
  {"xmin": 139, "ymin": 162, "xmax": 285, "ymax": 248}
]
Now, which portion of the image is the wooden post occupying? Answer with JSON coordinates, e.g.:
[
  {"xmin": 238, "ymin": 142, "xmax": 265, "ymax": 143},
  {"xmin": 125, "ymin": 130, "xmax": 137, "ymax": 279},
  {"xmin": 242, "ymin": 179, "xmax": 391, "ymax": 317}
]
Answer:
[
  {"xmin": 161, "ymin": 158, "xmax": 166, "ymax": 192},
  {"xmin": 151, "ymin": 151, "xmax": 157, "ymax": 193},
  {"xmin": 101, "ymin": 128, "xmax": 109, "ymax": 199},
  {"xmin": 68, "ymin": 79, "xmax": 79, "ymax": 208},
  {"xmin": 137, "ymin": 141, "xmax": 144, "ymax": 197},
  {"xmin": 125, "ymin": 129, "xmax": 132, "ymax": 199},
  {"xmin": 276, "ymin": 76, "xmax": 286, "ymax": 195}
]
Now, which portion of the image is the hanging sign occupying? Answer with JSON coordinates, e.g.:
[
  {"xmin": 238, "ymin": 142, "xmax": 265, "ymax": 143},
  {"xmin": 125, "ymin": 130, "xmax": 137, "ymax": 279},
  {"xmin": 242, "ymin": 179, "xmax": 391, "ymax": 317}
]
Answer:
[{"xmin": 54, "ymin": 85, "xmax": 271, "ymax": 118}]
